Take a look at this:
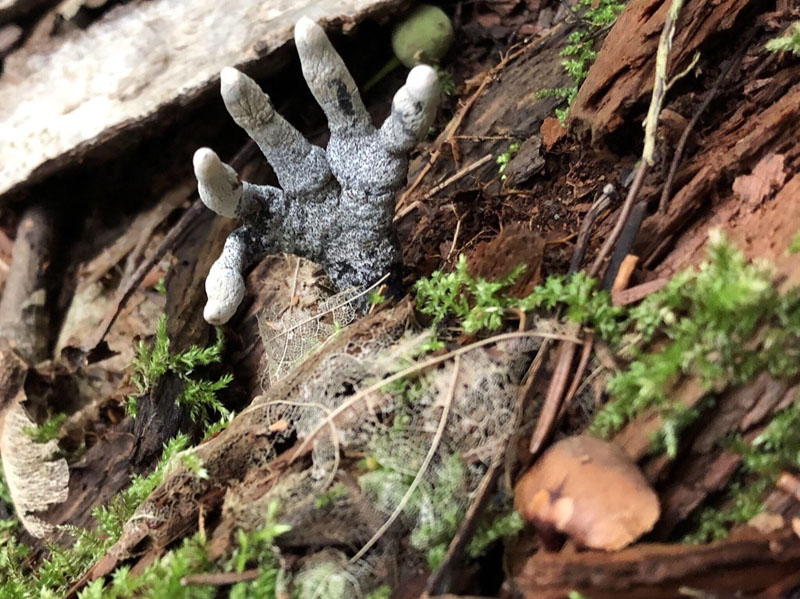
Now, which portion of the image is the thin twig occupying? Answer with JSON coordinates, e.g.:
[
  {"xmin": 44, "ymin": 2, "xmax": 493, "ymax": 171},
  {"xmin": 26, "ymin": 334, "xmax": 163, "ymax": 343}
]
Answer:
[
  {"xmin": 560, "ymin": 332, "xmax": 594, "ymax": 415},
  {"xmin": 589, "ymin": 0, "xmax": 685, "ymax": 277},
  {"xmin": 397, "ymin": 39, "xmax": 538, "ymax": 209},
  {"xmin": 395, "ymin": 154, "xmax": 493, "ymax": 221},
  {"xmin": 529, "ymin": 323, "xmax": 579, "ymax": 454},
  {"xmin": 350, "ymin": 357, "xmax": 460, "ymax": 563},
  {"xmin": 659, "ymin": 40, "xmax": 751, "ymax": 213}
]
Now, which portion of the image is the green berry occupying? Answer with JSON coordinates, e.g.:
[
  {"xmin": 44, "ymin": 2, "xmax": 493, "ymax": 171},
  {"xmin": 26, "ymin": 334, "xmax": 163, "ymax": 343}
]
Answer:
[{"xmin": 391, "ymin": 5, "xmax": 454, "ymax": 68}]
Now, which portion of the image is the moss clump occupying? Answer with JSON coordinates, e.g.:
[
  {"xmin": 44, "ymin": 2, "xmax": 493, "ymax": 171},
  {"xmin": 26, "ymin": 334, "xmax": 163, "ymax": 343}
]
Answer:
[
  {"xmin": 765, "ymin": 22, "xmax": 800, "ymax": 56},
  {"xmin": 593, "ymin": 233, "xmax": 800, "ymax": 456},
  {"xmin": 127, "ymin": 314, "xmax": 232, "ymax": 425},
  {"xmin": 537, "ymin": 0, "xmax": 626, "ymax": 123},
  {"xmin": 414, "ymin": 254, "xmax": 624, "ymax": 339}
]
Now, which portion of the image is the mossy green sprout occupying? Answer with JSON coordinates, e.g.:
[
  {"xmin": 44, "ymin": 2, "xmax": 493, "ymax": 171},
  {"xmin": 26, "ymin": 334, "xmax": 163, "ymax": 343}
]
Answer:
[
  {"xmin": 592, "ymin": 232, "xmax": 800, "ymax": 456},
  {"xmin": 94, "ymin": 434, "xmax": 191, "ymax": 543},
  {"xmin": 496, "ymin": 142, "xmax": 520, "ymax": 181},
  {"xmin": 127, "ymin": 314, "xmax": 232, "ymax": 425},
  {"xmin": 22, "ymin": 413, "xmax": 67, "ymax": 444},
  {"xmin": 537, "ymin": 0, "xmax": 626, "ymax": 124},
  {"xmin": 414, "ymin": 254, "xmax": 624, "ymax": 339},
  {"xmin": 765, "ymin": 21, "xmax": 800, "ymax": 56},
  {"xmin": 789, "ymin": 229, "xmax": 800, "ymax": 254}
]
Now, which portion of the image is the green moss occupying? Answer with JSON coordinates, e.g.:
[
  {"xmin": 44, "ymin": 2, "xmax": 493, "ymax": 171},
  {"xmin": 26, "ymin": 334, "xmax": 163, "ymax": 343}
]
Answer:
[
  {"xmin": 365, "ymin": 584, "xmax": 392, "ymax": 599},
  {"xmin": 414, "ymin": 254, "xmax": 624, "ymax": 340},
  {"xmin": 682, "ymin": 478, "xmax": 768, "ymax": 544},
  {"xmin": 789, "ymin": 229, "xmax": 800, "ymax": 254},
  {"xmin": 22, "ymin": 413, "xmax": 67, "ymax": 444},
  {"xmin": 93, "ymin": 434, "xmax": 191, "ymax": 543},
  {"xmin": 466, "ymin": 509, "xmax": 525, "ymax": 558},
  {"xmin": 592, "ymin": 233, "xmax": 800, "ymax": 456},
  {"xmin": 76, "ymin": 502, "xmax": 289, "ymax": 599},
  {"xmin": 314, "ymin": 482, "xmax": 348, "ymax": 509},
  {"xmin": 497, "ymin": 142, "xmax": 520, "ymax": 181},
  {"xmin": 359, "ymin": 448, "xmax": 468, "ymax": 568},
  {"xmin": 127, "ymin": 314, "xmax": 232, "ymax": 425},
  {"xmin": 765, "ymin": 22, "xmax": 800, "ymax": 56},
  {"xmin": 538, "ymin": 0, "xmax": 626, "ymax": 123}
]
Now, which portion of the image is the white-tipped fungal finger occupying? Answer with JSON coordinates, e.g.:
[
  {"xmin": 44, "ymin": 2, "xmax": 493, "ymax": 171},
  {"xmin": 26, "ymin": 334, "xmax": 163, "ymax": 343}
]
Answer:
[
  {"xmin": 194, "ymin": 148, "xmax": 242, "ymax": 219},
  {"xmin": 294, "ymin": 17, "xmax": 372, "ymax": 135},
  {"xmin": 204, "ymin": 257, "xmax": 245, "ymax": 325},
  {"xmin": 379, "ymin": 65, "xmax": 440, "ymax": 153},
  {"xmin": 220, "ymin": 66, "xmax": 332, "ymax": 195},
  {"xmin": 220, "ymin": 67, "xmax": 275, "ymax": 132}
]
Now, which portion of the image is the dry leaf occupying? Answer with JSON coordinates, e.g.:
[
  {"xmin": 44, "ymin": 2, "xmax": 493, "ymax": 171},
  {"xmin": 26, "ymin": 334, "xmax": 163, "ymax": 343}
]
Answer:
[
  {"xmin": 515, "ymin": 434, "xmax": 660, "ymax": 551},
  {"xmin": 541, "ymin": 116, "xmax": 567, "ymax": 150},
  {"xmin": 732, "ymin": 153, "xmax": 786, "ymax": 208}
]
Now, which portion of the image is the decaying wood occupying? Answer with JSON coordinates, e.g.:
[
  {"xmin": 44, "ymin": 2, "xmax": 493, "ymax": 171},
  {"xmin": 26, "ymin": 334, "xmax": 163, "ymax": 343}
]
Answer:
[
  {"xmin": 508, "ymin": 529, "xmax": 800, "ymax": 599},
  {"xmin": 642, "ymin": 73, "xmax": 800, "ymax": 266},
  {"xmin": 569, "ymin": 0, "xmax": 754, "ymax": 141},
  {"xmin": 0, "ymin": 0, "xmax": 410, "ymax": 200},
  {"xmin": 399, "ymin": 23, "xmax": 575, "ymax": 209},
  {"xmin": 0, "ymin": 201, "xmax": 57, "ymax": 363}
]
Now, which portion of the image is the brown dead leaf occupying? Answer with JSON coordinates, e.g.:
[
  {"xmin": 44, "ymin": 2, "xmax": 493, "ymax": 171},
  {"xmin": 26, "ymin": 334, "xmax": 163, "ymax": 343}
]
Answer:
[
  {"xmin": 467, "ymin": 224, "xmax": 545, "ymax": 298},
  {"xmin": 732, "ymin": 153, "xmax": 786, "ymax": 209},
  {"xmin": 515, "ymin": 434, "xmax": 660, "ymax": 551},
  {"xmin": 541, "ymin": 116, "xmax": 567, "ymax": 150}
]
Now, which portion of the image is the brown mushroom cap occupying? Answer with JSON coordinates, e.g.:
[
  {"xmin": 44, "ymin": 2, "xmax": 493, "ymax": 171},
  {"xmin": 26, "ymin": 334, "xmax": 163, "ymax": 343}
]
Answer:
[{"xmin": 514, "ymin": 434, "xmax": 660, "ymax": 551}]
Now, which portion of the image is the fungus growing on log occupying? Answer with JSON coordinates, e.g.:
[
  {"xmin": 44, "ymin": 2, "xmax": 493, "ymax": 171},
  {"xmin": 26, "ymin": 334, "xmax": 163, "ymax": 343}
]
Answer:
[
  {"xmin": 194, "ymin": 17, "xmax": 440, "ymax": 324},
  {"xmin": 515, "ymin": 434, "xmax": 660, "ymax": 551}
]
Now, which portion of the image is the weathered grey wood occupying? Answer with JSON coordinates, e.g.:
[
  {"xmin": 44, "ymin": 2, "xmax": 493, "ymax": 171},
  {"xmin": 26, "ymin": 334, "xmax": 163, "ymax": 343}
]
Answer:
[{"xmin": 0, "ymin": 0, "xmax": 406, "ymax": 200}]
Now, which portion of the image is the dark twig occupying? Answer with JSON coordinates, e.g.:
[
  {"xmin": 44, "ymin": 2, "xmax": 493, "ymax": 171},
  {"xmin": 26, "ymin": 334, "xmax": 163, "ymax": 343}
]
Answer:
[
  {"xmin": 569, "ymin": 186, "xmax": 613, "ymax": 273},
  {"xmin": 659, "ymin": 39, "xmax": 751, "ymax": 213},
  {"xmin": 528, "ymin": 186, "xmax": 613, "ymax": 455},
  {"xmin": 0, "ymin": 201, "xmax": 57, "ymax": 363},
  {"xmin": 590, "ymin": 0, "xmax": 684, "ymax": 278},
  {"xmin": 601, "ymin": 200, "xmax": 647, "ymax": 289},
  {"xmin": 589, "ymin": 164, "xmax": 647, "ymax": 278},
  {"xmin": 422, "ymin": 459, "xmax": 503, "ymax": 596}
]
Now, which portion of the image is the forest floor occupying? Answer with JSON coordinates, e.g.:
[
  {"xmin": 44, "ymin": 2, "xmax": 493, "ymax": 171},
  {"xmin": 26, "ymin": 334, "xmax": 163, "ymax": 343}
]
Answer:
[{"xmin": 1, "ymin": 0, "xmax": 800, "ymax": 598}]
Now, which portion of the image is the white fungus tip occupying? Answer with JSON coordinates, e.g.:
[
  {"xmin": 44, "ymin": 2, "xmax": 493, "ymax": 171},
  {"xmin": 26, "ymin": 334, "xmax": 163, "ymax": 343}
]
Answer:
[
  {"xmin": 406, "ymin": 65, "xmax": 440, "ymax": 100},
  {"xmin": 221, "ymin": 66, "xmax": 242, "ymax": 86},
  {"xmin": 295, "ymin": 16, "xmax": 323, "ymax": 47},
  {"xmin": 193, "ymin": 147, "xmax": 220, "ymax": 178}
]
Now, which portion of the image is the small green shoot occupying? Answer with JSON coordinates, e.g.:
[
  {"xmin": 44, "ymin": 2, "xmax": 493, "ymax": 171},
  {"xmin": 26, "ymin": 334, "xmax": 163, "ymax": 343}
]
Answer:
[
  {"xmin": 789, "ymin": 230, "xmax": 800, "ymax": 254},
  {"xmin": 368, "ymin": 289, "xmax": 387, "ymax": 307},
  {"xmin": 496, "ymin": 142, "xmax": 520, "ymax": 181},
  {"xmin": 433, "ymin": 65, "xmax": 456, "ymax": 96},
  {"xmin": 765, "ymin": 22, "xmax": 800, "ymax": 56},
  {"xmin": 538, "ymin": 0, "xmax": 626, "ymax": 123},
  {"xmin": 22, "ymin": 413, "xmax": 67, "ymax": 444},
  {"xmin": 128, "ymin": 314, "xmax": 232, "ymax": 425}
]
